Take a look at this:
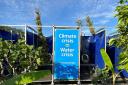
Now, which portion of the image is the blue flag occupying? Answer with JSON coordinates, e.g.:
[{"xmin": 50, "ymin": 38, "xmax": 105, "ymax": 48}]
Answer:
[{"xmin": 95, "ymin": 30, "xmax": 106, "ymax": 69}]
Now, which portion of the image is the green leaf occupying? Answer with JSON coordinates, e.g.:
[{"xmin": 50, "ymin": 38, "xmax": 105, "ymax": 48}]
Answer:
[
  {"xmin": 100, "ymin": 49, "xmax": 114, "ymax": 73},
  {"xmin": 36, "ymin": 58, "xmax": 41, "ymax": 65},
  {"xmin": 109, "ymin": 38, "xmax": 116, "ymax": 46}
]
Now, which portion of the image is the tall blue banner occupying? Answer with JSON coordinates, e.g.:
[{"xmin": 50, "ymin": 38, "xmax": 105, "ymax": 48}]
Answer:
[
  {"xmin": 95, "ymin": 30, "xmax": 106, "ymax": 69},
  {"xmin": 54, "ymin": 28, "xmax": 79, "ymax": 80}
]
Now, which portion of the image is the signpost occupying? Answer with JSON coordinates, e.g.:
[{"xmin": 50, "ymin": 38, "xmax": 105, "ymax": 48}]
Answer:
[{"xmin": 53, "ymin": 27, "xmax": 80, "ymax": 80}]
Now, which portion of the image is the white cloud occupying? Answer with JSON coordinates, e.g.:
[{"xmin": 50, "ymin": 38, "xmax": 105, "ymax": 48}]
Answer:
[
  {"xmin": 73, "ymin": 0, "xmax": 117, "ymax": 20},
  {"xmin": 90, "ymin": 11, "xmax": 115, "ymax": 18},
  {"xmin": 94, "ymin": 19, "xmax": 110, "ymax": 25}
]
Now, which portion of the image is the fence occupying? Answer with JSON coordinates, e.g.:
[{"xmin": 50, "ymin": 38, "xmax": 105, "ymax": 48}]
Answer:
[{"xmin": 0, "ymin": 25, "xmax": 128, "ymax": 84}]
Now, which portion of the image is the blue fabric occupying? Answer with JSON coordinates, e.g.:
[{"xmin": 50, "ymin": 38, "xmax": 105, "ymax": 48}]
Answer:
[
  {"xmin": 26, "ymin": 32, "xmax": 35, "ymax": 45},
  {"xmin": 114, "ymin": 47, "xmax": 128, "ymax": 77},
  {"xmin": 0, "ymin": 30, "xmax": 39, "ymax": 46},
  {"xmin": 0, "ymin": 30, "xmax": 12, "ymax": 40},
  {"xmin": 46, "ymin": 36, "xmax": 53, "ymax": 53},
  {"xmin": 107, "ymin": 37, "xmax": 128, "ymax": 78},
  {"xmin": 80, "ymin": 31, "xmax": 105, "ymax": 68},
  {"xmin": 0, "ymin": 30, "xmax": 19, "ymax": 41},
  {"xmin": 107, "ymin": 45, "xmax": 119, "ymax": 73},
  {"xmin": 80, "ymin": 36, "xmax": 95, "ymax": 64},
  {"xmin": 95, "ymin": 31, "xmax": 105, "ymax": 69}
]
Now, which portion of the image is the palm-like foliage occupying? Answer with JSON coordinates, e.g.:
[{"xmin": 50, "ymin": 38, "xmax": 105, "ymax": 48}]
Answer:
[
  {"xmin": 100, "ymin": 49, "xmax": 116, "ymax": 85},
  {"xmin": 35, "ymin": 9, "xmax": 50, "ymax": 64},
  {"xmin": 86, "ymin": 16, "xmax": 96, "ymax": 35},
  {"xmin": 100, "ymin": 49, "xmax": 114, "ymax": 73},
  {"xmin": 35, "ymin": 9, "xmax": 43, "ymax": 37},
  {"xmin": 100, "ymin": 48, "xmax": 127, "ymax": 85},
  {"xmin": 76, "ymin": 19, "xmax": 83, "ymax": 27}
]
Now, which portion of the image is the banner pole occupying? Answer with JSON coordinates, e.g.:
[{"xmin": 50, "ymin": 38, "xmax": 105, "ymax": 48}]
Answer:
[
  {"xmin": 24, "ymin": 25, "xmax": 27, "ymax": 72},
  {"xmin": 25, "ymin": 24, "xmax": 27, "ymax": 45},
  {"xmin": 33, "ymin": 31, "xmax": 34, "ymax": 45},
  {"xmin": 78, "ymin": 26, "xmax": 81, "ymax": 85},
  {"xmin": 51, "ymin": 25, "xmax": 55, "ymax": 85},
  {"xmin": 10, "ymin": 30, "xmax": 12, "ymax": 41},
  {"xmin": 105, "ymin": 30, "xmax": 106, "ymax": 52}
]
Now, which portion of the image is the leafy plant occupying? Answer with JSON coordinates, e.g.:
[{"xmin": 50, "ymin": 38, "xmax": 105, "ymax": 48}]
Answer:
[
  {"xmin": 93, "ymin": 0, "xmax": 128, "ymax": 85},
  {"xmin": 92, "ymin": 66, "xmax": 111, "ymax": 85},
  {"xmin": 92, "ymin": 49, "xmax": 114, "ymax": 85},
  {"xmin": 0, "ymin": 38, "xmax": 46, "ymax": 80},
  {"xmin": 99, "ymin": 48, "xmax": 126, "ymax": 85},
  {"xmin": 96, "ymin": 0, "xmax": 128, "ymax": 84},
  {"xmin": 100, "ymin": 49, "xmax": 116, "ymax": 85},
  {"xmin": 114, "ymin": 0, "xmax": 128, "ymax": 71},
  {"xmin": 108, "ymin": 0, "xmax": 128, "ymax": 75}
]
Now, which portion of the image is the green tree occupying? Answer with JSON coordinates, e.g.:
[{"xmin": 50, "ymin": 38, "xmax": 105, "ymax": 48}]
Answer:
[
  {"xmin": 100, "ymin": 0, "xmax": 128, "ymax": 85},
  {"xmin": 110, "ymin": 0, "xmax": 128, "ymax": 71},
  {"xmin": 35, "ymin": 9, "xmax": 50, "ymax": 64}
]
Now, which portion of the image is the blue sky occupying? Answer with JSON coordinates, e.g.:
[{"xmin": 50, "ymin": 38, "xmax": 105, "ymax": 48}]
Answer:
[{"xmin": 0, "ymin": 0, "xmax": 119, "ymax": 36}]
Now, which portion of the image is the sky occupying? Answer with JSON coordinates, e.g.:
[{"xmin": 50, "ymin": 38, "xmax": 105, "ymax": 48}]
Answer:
[{"xmin": 0, "ymin": 0, "xmax": 119, "ymax": 36}]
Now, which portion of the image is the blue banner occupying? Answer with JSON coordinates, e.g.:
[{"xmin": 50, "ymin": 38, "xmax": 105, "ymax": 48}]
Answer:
[
  {"xmin": 95, "ymin": 30, "xmax": 106, "ymax": 69},
  {"xmin": 54, "ymin": 29, "xmax": 79, "ymax": 80}
]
